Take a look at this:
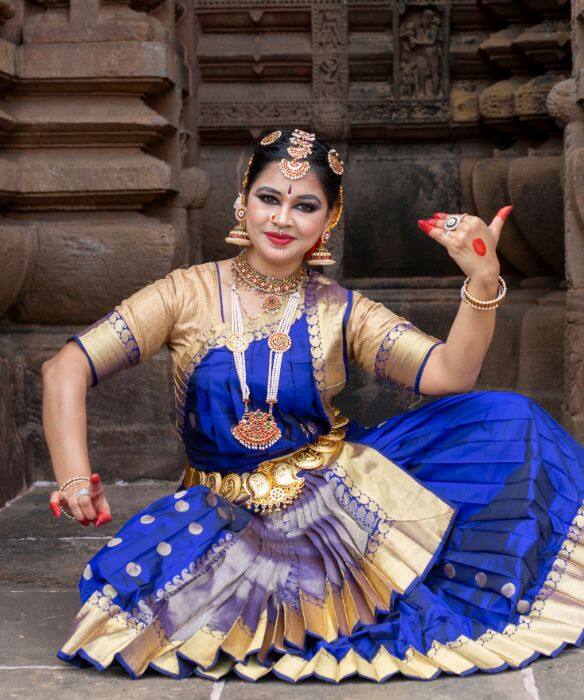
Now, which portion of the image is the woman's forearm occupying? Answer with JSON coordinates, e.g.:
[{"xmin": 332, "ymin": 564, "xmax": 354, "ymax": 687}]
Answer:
[
  {"xmin": 440, "ymin": 273, "xmax": 499, "ymax": 389},
  {"xmin": 41, "ymin": 348, "xmax": 92, "ymax": 488}
]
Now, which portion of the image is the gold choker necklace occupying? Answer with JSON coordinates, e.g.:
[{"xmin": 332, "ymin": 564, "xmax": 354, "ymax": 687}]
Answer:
[{"xmin": 231, "ymin": 252, "xmax": 308, "ymax": 313}]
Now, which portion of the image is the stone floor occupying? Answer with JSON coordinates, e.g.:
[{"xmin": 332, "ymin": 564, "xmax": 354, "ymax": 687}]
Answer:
[{"xmin": 1, "ymin": 482, "xmax": 582, "ymax": 700}]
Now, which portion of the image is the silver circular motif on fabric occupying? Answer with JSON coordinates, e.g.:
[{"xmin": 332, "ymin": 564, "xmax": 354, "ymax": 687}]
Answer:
[
  {"xmin": 516, "ymin": 599, "xmax": 530, "ymax": 614},
  {"xmin": 188, "ymin": 522, "xmax": 203, "ymax": 535},
  {"xmin": 217, "ymin": 507, "xmax": 229, "ymax": 520},
  {"xmin": 501, "ymin": 582, "xmax": 516, "ymax": 598},
  {"xmin": 443, "ymin": 563, "xmax": 456, "ymax": 579},
  {"xmin": 206, "ymin": 493, "xmax": 218, "ymax": 508},
  {"xmin": 475, "ymin": 572, "xmax": 487, "ymax": 588},
  {"xmin": 174, "ymin": 490, "xmax": 187, "ymax": 499},
  {"xmin": 140, "ymin": 514, "xmax": 155, "ymax": 524},
  {"xmin": 107, "ymin": 537, "xmax": 122, "ymax": 547},
  {"xmin": 156, "ymin": 541, "xmax": 172, "ymax": 557},
  {"xmin": 83, "ymin": 564, "xmax": 92, "ymax": 580},
  {"xmin": 126, "ymin": 562, "xmax": 142, "ymax": 577},
  {"xmin": 175, "ymin": 500, "xmax": 189, "ymax": 512},
  {"xmin": 103, "ymin": 584, "xmax": 118, "ymax": 599}
]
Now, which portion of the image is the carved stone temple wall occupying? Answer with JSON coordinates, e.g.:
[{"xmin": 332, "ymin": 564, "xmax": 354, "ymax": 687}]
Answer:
[{"xmin": 0, "ymin": 0, "xmax": 581, "ymax": 507}]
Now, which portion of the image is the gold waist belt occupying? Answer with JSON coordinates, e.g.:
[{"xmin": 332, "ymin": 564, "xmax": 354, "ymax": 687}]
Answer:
[{"xmin": 182, "ymin": 408, "xmax": 349, "ymax": 514}]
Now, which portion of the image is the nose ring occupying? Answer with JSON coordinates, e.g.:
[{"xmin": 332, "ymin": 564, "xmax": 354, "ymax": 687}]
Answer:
[{"xmin": 269, "ymin": 211, "xmax": 290, "ymax": 233}]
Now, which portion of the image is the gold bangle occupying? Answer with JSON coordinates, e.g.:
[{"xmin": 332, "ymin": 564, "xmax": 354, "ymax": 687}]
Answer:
[
  {"xmin": 461, "ymin": 276, "xmax": 506, "ymax": 310},
  {"xmin": 58, "ymin": 476, "xmax": 90, "ymax": 520},
  {"xmin": 59, "ymin": 475, "xmax": 90, "ymax": 493}
]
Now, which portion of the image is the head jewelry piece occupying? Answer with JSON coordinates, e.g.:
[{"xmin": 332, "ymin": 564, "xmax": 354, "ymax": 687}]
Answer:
[{"xmin": 259, "ymin": 129, "xmax": 345, "ymax": 179}]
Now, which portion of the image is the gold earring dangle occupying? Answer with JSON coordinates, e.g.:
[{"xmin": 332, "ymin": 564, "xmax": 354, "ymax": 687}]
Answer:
[
  {"xmin": 225, "ymin": 155, "xmax": 254, "ymax": 247},
  {"xmin": 225, "ymin": 192, "xmax": 251, "ymax": 247},
  {"xmin": 305, "ymin": 185, "xmax": 344, "ymax": 266},
  {"xmin": 305, "ymin": 229, "xmax": 335, "ymax": 266}
]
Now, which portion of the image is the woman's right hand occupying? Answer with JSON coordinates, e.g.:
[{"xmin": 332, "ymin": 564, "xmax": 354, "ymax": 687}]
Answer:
[{"xmin": 49, "ymin": 473, "xmax": 112, "ymax": 528}]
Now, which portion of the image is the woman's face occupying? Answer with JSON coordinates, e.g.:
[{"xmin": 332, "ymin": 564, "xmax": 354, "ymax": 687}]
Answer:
[{"xmin": 244, "ymin": 161, "xmax": 332, "ymax": 267}]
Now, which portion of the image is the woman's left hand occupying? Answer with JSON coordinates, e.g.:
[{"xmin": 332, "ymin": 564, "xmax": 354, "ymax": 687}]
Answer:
[{"xmin": 417, "ymin": 206, "xmax": 513, "ymax": 281}]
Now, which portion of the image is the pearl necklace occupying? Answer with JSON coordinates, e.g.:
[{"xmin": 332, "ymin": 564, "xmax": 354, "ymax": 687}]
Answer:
[{"xmin": 228, "ymin": 281, "xmax": 300, "ymax": 450}]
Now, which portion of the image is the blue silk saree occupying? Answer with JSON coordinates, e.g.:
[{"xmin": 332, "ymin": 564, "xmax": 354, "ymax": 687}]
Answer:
[{"xmin": 57, "ymin": 262, "xmax": 584, "ymax": 682}]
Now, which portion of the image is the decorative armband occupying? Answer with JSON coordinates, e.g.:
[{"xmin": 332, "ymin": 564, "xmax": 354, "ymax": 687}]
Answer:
[{"xmin": 67, "ymin": 310, "xmax": 140, "ymax": 386}]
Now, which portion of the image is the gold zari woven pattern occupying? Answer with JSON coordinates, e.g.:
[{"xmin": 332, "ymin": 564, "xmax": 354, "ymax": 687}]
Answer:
[{"xmin": 182, "ymin": 408, "xmax": 349, "ymax": 514}]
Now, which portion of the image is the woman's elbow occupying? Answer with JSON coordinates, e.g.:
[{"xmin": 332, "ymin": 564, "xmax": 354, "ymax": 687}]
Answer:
[{"xmin": 41, "ymin": 345, "xmax": 91, "ymax": 388}]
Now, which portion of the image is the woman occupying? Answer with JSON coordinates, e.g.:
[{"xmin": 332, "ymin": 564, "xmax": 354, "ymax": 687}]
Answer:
[{"xmin": 43, "ymin": 128, "xmax": 584, "ymax": 683}]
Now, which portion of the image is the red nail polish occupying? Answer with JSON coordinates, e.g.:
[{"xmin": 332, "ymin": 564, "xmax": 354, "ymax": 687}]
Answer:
[
  {"xmin": 433, "ymin": 212, "xmax": 447, "ymax": 219},
  {"xmin": 417, "ymin": 220, "xmax": 433, "ymax": 234},
  {"xmin": 81, "ymin": 519, "xmax": 89, "ymax": 527},
  {"xmin": 426, "ymin": 218, "xmax": 437, "ymax": 226},
  {"xmin": 50, "ymin": 503, "xmax": 61, "ymax": 518},
  {"xmin": 472, "ymin": 238, "xmax": 487, "ymax": 256},
  {"xmin": 497, "ymin": 205, "xmax": 513, "ymax": 223},
  {"xmin": 90, "ymin": 473, "xmax": 100, "ymax": 485}
]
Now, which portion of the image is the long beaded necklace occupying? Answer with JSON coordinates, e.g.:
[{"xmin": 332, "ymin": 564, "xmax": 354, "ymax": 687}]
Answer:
[
  {"xmin": 231, "ymin": 251, "xmax": 307, "ymax": 314},
  {"xmin": 227, "ymin": 278, "xmax": 301, "ymax": 450}
]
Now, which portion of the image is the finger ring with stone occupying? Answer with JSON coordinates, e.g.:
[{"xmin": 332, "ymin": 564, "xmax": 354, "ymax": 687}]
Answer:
[
  {"xmin": 76, "ymin": 488, "xmax": 90, "ymax": 499},
  {"xmin": 444, "ymin": 213, "xmax": 467, "ymax": 232}
]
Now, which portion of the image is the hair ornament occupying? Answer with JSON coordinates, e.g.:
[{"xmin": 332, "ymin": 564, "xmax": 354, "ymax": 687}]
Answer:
[
  {"xmin": 260, "ymin": 130, "xmax": 282, "ymax": 146},
  {"xmin": 328, "ymin": 149, "xmax": 344, "ymax": 175},
  {"xmin": 279, "ymin": 129, "xmax": 316, "ymax": 181}
]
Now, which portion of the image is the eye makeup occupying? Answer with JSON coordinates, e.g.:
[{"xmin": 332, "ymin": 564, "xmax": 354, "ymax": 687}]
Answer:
[{"xmin": 255, "ymin": 193, "xmax": 319, "ymax": 213}]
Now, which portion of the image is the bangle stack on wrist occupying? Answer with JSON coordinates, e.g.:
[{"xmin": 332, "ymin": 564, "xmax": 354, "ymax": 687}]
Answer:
[
  {"xmin": 59, "ymin": 475, "xmax": 90, "ymax": 520},
  {"xmin": 461, "ymin": 275, "xmax": 506, "ymax": 311}
]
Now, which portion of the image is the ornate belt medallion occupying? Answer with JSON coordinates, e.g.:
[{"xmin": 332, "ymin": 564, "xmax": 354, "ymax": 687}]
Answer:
[{"xmin": 182, "ymin": 408, "xmax": 348, "ymax": 514}]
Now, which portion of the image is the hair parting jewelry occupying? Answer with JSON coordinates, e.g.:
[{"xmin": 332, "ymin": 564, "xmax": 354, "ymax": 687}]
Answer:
[{"xmin": 279, "ymin": 129, "xmax": 315, "ymax": 181}]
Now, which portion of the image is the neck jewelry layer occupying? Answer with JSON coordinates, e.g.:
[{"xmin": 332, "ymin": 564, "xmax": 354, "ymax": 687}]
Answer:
[
  {"xmin": 231, "ymin": 251, "xmax": 307, "ymax": 313},
  {"xmin": 228, "ymin": 278, "xmax": 301, "ymax": 450}
]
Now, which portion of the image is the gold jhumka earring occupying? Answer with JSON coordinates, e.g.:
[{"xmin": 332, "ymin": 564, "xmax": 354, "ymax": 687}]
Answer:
[
  {"xmin": 305, "ymin": 184, "xmax": 344, "ymax": 266},
  {"xmin": 224, "ymin": 155, "xmax": 255, "ymax": 247}
]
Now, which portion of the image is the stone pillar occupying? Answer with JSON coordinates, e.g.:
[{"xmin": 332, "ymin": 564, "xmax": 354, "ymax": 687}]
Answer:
[
  {"xmin": 547, "ymin": 1, "xmax": 584, "ymax": 443},
  {"xmin": 0, "ymin": 0, "xmax": 210, "ymax": 506}
]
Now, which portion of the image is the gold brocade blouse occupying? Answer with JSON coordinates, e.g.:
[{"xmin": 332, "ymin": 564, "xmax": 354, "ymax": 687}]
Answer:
[{"xmin": 67, "ymin": 262, "xmax": 442, "ymax": 427}]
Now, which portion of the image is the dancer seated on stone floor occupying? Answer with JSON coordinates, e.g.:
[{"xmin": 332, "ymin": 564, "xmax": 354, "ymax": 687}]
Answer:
[{"xmin": 42, "ymin": 128, "xmax": 584, "ymax": 683}]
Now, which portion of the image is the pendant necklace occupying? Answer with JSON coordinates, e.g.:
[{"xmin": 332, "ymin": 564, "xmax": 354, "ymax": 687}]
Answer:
[
  {"xmin": 227, "ymin": 280, "xmax": 300, "ymax": 450},
  {"xmin": 231, "ymin": 251, "xmax": 307, "ymax": 315}
]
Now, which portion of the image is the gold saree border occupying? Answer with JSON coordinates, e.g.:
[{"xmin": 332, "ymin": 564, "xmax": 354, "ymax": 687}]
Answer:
[
  {"xmin": 58, "ymin": 499, "xmax": 584, "ymax": 682},
  {"xmin": 68, "ymin": 310, "xmax": 140, "ymax": 385},
  {"xmin": 305, "ymin": 273, "xmax": 350, "ymax": 427}
]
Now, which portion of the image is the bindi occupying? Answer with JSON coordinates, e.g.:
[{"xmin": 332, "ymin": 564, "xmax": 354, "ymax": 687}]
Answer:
[{"xmin": 288, "ymin": 185, "xmax": 292, "ymax": 195}]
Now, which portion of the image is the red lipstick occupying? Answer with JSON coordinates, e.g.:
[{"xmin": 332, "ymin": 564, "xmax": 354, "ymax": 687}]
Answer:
[{"xmin": 265, "ymin": 231, "xmax": 295, "ymax": 246}]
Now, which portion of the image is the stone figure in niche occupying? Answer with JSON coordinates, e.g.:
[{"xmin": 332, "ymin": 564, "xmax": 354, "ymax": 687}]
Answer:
[{"xmin": 400, "ymin": 8, "xmax": 442, "ymax": 99}]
